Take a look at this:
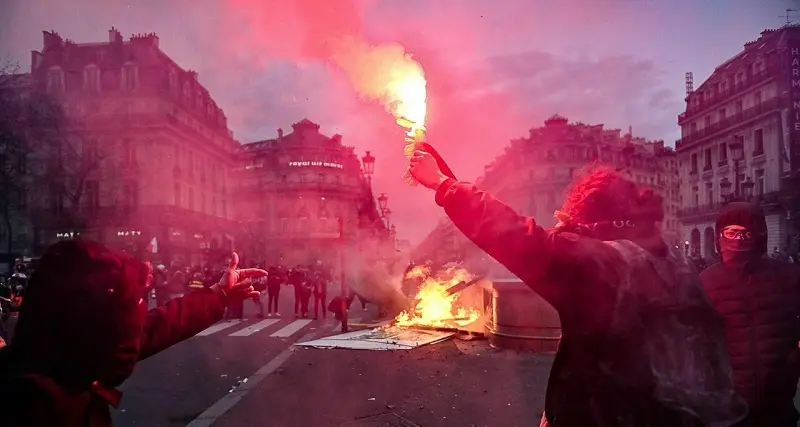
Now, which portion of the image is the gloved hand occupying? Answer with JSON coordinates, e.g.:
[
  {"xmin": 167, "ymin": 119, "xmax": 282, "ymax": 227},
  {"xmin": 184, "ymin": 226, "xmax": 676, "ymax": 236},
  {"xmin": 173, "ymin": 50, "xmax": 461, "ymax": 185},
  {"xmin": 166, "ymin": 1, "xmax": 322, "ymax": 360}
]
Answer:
[
  {"xmin": 220, "ymin": 279, "xmax": 260, "ymax": 306},
  {"xmin": 211, "ymin": 252, "xmax": 268, "ymax": 305}
]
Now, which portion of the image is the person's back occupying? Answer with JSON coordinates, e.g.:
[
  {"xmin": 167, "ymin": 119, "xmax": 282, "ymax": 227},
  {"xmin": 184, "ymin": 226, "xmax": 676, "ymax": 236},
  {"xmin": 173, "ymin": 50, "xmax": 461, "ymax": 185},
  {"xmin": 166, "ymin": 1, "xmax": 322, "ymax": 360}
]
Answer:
[{"xmin": 407, "ymin": 153, "xmax": 746, "ymax": 427}]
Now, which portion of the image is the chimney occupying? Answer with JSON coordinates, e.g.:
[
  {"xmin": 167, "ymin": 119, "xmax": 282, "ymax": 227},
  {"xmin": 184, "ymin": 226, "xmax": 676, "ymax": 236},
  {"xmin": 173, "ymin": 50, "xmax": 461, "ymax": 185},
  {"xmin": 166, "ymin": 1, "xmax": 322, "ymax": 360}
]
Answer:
[
  {"xmin": 528, "ymin": 128, "xmax": 535, "ymax": 140},
  {"xmin": 277, "ymin": 128, "xmax": 283, "ymax": 139},
  {"xmin": 108, "ymin": 27, "xmax": 123, "ymax": 44}
]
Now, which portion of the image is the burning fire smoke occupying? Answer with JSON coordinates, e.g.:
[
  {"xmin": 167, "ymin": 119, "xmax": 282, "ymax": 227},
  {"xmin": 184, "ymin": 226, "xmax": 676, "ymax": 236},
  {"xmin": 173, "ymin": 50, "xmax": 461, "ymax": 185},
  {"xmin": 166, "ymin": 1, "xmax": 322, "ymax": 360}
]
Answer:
[{"xmin": 395, "ymin": 266, "xmax": 480, "ymax": 328}]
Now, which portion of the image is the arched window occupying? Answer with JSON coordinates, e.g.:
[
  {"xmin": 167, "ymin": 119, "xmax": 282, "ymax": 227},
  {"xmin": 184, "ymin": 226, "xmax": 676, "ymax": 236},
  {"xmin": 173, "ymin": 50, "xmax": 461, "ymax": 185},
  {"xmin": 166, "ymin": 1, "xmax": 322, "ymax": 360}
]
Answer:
[
  {"xmin": 83, "ymin": 64, "xmax": 100, "ymax": 92},
  {"xmin": 46, "ymin": 67, "xmax": 64, "ymax": 94},
  {"xmin": 121, "ymin": 62, "xmax": 138, "ymax": 91}
]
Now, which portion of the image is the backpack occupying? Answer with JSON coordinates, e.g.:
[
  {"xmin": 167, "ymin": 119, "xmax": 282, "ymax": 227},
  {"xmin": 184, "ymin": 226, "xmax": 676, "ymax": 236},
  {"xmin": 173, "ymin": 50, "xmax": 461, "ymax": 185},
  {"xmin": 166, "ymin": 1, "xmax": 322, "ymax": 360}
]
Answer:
[{"xmin": 604, "ymin": 240, "xmax": 748, "ymax": 427}]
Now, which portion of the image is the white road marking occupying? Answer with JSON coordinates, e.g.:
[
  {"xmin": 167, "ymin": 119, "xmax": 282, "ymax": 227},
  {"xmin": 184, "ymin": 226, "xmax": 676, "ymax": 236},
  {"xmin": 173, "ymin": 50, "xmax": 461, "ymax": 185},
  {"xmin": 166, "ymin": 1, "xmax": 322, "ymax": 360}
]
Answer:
[
  {"xmin": 196, "ymin": 320, "xmax": 243, "ymax": 337},
  {"xmin": 269, "ymin": 319, "xmax": 312, "ymax": 338},
  {"xmin": 186, "ymin": 324, "xmax": 336, "ymax": 427},
  {"xmin": 228, "ymin": 319, "xmax": 280, "ymax": 337}
]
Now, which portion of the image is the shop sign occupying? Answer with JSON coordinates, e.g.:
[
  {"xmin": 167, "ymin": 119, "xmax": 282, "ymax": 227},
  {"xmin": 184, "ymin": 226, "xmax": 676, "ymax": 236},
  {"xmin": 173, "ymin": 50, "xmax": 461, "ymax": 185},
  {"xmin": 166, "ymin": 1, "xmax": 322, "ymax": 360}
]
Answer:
[{"xmin": 288, "ymin": 161, "xmax": 343, "ymax": 169}]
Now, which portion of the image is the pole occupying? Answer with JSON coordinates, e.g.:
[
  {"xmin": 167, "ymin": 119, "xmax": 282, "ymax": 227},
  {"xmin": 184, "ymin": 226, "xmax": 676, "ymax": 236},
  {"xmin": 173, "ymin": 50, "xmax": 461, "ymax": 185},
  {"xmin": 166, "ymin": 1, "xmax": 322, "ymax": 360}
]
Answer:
[
  {"xmin": 338, "ymin": 217, "xmax": 348, "ymax": 333},
  {"xmin": 734, "ymin": 160, "xmax": 740, "ymax": 198}
]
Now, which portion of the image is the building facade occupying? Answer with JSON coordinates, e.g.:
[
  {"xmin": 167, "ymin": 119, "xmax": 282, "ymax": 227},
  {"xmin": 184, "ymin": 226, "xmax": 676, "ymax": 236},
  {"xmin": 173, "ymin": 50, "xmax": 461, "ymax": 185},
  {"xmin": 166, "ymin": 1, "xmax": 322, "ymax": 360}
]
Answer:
[
  {"xmin": 232, "ymin": 119, "xmax": 388, "ymax": 267},
  {"xmin": 676, "ymin": 25, "xmax": 800, "ymax": 261},
  {"xmin": 20, "ymin": 28, "xmax": 239, "ymax": 266},
  {"xmin": 414, "ymin": 115, "xmax": 680, "ymax": 265}
]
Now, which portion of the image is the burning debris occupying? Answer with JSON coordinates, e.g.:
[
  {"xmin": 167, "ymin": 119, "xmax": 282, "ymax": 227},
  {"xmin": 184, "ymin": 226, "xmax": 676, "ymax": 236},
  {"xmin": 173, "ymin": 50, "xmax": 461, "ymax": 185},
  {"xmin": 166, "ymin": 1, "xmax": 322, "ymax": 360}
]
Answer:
[{"xmin": 395, "ymin": 266, "xmax": 481, "ymax": 329}]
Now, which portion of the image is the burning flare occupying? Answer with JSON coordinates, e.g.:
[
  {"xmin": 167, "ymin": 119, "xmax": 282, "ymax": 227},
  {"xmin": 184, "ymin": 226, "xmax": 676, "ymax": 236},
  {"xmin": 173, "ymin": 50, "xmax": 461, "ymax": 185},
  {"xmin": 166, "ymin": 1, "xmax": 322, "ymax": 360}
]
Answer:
[
  {"xmin": 328, "ymin": 36, "xmax": 427, "ymax": 185},
  {"xmin": 395, "ymin": 266, "xmax": 480, "ymax": 328}
]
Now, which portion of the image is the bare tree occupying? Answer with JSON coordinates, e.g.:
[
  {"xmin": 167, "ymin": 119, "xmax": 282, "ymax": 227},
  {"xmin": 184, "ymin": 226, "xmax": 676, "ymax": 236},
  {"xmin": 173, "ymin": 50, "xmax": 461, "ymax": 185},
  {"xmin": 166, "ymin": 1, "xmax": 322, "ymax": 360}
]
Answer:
[{"xmin": 0, "ymin": 62, "xmax": 31, "ymax": 253}]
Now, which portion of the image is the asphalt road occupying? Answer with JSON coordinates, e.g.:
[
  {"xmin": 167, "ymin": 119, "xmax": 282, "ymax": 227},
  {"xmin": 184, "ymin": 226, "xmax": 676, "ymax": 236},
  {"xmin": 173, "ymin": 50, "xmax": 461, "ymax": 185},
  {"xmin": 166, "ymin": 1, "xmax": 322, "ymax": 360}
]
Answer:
[{"xmin": 113, "ymin": 290, "xmax": 368, "ymax": 427}]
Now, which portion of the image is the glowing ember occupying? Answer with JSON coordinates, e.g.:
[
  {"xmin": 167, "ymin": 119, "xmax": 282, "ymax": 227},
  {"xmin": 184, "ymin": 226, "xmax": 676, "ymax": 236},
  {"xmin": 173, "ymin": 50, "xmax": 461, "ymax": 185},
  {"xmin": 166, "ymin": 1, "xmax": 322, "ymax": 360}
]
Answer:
[{"xmin": 395, "ymin": 267, "xmax": 480, "ymax": 328}]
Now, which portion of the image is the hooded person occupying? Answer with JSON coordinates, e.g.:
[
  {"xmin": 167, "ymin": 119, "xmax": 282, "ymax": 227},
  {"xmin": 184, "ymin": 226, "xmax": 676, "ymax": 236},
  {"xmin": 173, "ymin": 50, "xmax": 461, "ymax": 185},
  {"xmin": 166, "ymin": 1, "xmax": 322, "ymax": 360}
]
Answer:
[
  {"xmin": 409, "ymin": 149, "xmax": 747, "ymax": 427},
  {"xmin": 0, "ymin": 240, "xmax": 266, "ymax": 427},
  {"xmin": 700, "ymin": 202, "xmax": 800, "ymax": 427}
]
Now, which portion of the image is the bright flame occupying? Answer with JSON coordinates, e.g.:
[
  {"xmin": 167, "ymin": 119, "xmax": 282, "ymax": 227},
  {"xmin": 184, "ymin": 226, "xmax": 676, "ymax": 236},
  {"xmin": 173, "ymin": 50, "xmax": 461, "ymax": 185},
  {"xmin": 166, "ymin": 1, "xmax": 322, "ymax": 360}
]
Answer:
[{"xmin": 395, "ymin": 266, "xmax": 480, "ymax": 328}]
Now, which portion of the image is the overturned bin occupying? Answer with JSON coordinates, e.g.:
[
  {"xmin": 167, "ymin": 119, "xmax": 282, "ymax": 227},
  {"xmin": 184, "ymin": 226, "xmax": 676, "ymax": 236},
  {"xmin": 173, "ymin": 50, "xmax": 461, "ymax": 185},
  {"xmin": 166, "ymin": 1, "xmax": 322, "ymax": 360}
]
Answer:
[{"xmin": 485, "ymin": 264, "xmax": 561, "ymax": 352}]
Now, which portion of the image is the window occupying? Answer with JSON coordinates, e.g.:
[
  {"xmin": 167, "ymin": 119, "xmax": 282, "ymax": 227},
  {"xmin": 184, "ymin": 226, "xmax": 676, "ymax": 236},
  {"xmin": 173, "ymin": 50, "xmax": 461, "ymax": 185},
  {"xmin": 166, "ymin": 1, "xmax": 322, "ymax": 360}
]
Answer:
[
  {"xmin": 690, "ymin": 153, "xmax": 698, "ymax": 174},
  {"xmin": 46, "ymin": 69, "xmax": 64, "ymax": 94},
  {"xmin": 753, "ymin": 129, "xmax": 764, "ymax": 155},
  {"xmin": 299, "ymin": 174, "xmax": 307, "ymax": 183},
  {"xmin": 754, "ymin": 90, "xmax": 762, "ymax": 105},
  {"xmin": 82, "ymin": 139, "xmax": 98, "ymax": 166},
  {"xmin": 705, "ymin": 182, "xmax": 713, "ymax": 205},
  {"xmin": 690, "ymin": 122, "xmax": 698, "ymax": 135},
  {"xmin": 718, "ymin": 108, "xmax": 726, "ymax": 121},
  {"xmin": 317, "ymin": 173, "xmax": 325, "ymax": 184},
  {"xmin": 85, "ymin": 180, "xmax": 99, "ymax": 210},
  {"xmin": 123, "ymin": 181, "xmax": 139, "ymax": 206},
  {"xmin": 174, "ymin": 184, "xmax": 181, "ymax": 206},
  {"xmin": 735, "ymin": 100, "xmax": 743, "ymax": 115},
  {"xmin": 83, "ymin": 65, "xmax": 100, "ymax": 92},
  {"xmin": 188, "ymin": 188, "xmax": 194, "ymax": 210},
  {"xmin": 121, "ymin": 65, "xmax": 138, "ymax": 91},
  {"xmin": 704, "ymin": 116, "xmax": 711, "ymax": 128},
  {"xmin": 121, "ymin": 138, "xmax": 135, "ymax": 165},
  {"xmin": 692, "ymin": 185, "xmax": 699, "ymax": 207},
  {"xmin": 200, "ymin": 193, "xmax": 206, "ymax": 213},
  {"xmin": 704, "ymin": 149, "xmax": 712, "ymax": 170},
  {"xmin": 755, "ymin": 169, "xmax": 765, "ymax": 194},
  {"xmin": 719, "ymin": 143, "xmax": 728, "ymax": 163},
  {"xmin": 168, "ymin": 70, "xmax": 178, "ymax": 97}
]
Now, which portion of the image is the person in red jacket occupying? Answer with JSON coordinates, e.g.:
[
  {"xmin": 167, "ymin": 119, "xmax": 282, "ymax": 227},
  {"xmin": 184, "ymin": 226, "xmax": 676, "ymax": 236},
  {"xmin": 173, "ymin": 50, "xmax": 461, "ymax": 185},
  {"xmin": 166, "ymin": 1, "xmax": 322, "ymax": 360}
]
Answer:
[
  {"xmin": 0, "ymin": 240, "xmax": 267, "ymax": 427},
  {"xmin": 700, "ymin": 202, "xmax": 800, "ymax": 427},
  {"xmin": 409, "ymin": 149, "xmax": 746, "ymax": 427}
]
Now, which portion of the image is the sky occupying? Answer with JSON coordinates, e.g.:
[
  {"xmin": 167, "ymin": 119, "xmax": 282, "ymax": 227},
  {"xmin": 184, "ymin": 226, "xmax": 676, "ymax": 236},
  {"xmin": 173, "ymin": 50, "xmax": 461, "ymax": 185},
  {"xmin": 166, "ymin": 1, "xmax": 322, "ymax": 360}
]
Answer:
[{"xmin": 0, "ymin": 0, "xmax": 797, "ymax": 243}]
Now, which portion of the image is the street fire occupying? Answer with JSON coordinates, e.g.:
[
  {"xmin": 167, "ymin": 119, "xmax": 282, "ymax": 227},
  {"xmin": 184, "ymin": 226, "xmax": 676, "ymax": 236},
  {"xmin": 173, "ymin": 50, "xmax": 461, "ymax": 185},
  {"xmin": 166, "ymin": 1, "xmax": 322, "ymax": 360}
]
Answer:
[{"xmin": 395, "ymin": 267, "xmax": 480, "ymax": 329}]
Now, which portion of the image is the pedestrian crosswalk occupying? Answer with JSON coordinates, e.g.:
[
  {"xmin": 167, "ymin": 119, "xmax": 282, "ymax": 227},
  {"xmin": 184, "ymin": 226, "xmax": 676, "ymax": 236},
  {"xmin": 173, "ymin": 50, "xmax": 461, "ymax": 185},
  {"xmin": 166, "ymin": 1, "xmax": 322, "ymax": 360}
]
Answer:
[{"xmin": 194, "ymin": 317, "xmax": 363, "ymax": 339}]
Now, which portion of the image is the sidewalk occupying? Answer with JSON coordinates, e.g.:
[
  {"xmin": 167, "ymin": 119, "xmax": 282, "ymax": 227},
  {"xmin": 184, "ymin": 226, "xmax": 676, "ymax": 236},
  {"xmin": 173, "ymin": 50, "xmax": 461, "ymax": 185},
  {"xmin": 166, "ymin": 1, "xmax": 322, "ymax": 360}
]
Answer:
[{"xmin": 212, "ymin": 337, "xmax": 553, "ymax": 427}]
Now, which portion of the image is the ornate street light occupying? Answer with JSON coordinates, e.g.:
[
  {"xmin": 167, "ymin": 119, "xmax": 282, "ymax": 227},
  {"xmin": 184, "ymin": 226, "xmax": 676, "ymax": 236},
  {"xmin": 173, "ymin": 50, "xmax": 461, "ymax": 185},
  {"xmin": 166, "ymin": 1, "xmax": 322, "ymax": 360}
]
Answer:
[
  {"xmin": 382, "ymin": 208, "xmax": 392, "ymax": 228},
  {"xmin": 362, "ymin": 150, "xmax": 376, "ymax": 178},
  {"xmin": 377, "ymin": 192, "xmax": 388, "ymax": 212},
  {"xmin": 729, "ymin": 137, "xmax": 744, "ymax": 197},
  {"xmin": 729, "ymin": 138, "xmax": 744, "ymax": 162},
  {"xmin": 720, "ymin": 177, "xmax": 733, "ymax": 203},
  {"xmin": 742, "ymin": 177, "xmax": 755, "ymax": 200}
]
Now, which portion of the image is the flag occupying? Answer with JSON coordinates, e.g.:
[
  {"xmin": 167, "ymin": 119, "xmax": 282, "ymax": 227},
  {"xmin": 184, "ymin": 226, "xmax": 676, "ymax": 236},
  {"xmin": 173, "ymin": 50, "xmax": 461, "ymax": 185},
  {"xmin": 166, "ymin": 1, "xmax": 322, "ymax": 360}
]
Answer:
[{"xmin": 146, "ymin": 237, "xmax": 158, "ymax": 254}]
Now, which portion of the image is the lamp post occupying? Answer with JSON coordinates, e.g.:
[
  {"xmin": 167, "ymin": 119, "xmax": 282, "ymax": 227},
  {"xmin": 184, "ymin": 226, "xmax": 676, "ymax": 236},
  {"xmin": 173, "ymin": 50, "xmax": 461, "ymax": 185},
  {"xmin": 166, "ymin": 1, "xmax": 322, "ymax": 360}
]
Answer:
[
  {"xmin": 337, "ymin": 216, "xmax": 348, "ymax": 333},
  {"xmin": 381, "ymin": 208, "xmax": 392, "ymax": 229},
  {"xmin": 729, "ymin": 137, "xmax": 744, "ymax": 197},
  {"xmin": 377, "ymin": 192, "xmax": 388, "ymax": 212},
  {"xmin": 362, "ymin": 150, "xmax": 376, "ymax": 186}
]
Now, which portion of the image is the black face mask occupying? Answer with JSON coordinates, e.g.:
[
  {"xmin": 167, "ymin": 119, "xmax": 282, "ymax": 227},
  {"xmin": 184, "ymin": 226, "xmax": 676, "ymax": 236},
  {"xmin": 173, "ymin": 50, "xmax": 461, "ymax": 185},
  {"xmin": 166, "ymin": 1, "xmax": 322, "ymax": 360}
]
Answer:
[{"xmin": 720, "ymin": 237, "xmax": 755, "ymax": 253}]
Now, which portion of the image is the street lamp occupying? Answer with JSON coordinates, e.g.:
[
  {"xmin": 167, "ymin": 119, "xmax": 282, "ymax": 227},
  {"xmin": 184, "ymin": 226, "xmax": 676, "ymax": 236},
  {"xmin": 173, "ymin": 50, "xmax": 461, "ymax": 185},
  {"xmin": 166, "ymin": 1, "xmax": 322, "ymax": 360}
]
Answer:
[
  {"xmin": 377, "ymin": 192, "xmax": 388, "ymax": 212},
  {"xmin": 741, "ymin": 177, "xmax": 755, "ymax": 201},
  {"xmin": 382, "ymin": 208, "xmax": 392, "ymax": 228},
  {"xmin": 720, "ymin": 177, "xmax": 733, "ymax": 204},
  {"xmin": 729, "ymin": 136, "xmax": 744, "ymax": 197},
  {"xmin": 362, "ymin": 150, "xmax": 376, "ymax": 184}
]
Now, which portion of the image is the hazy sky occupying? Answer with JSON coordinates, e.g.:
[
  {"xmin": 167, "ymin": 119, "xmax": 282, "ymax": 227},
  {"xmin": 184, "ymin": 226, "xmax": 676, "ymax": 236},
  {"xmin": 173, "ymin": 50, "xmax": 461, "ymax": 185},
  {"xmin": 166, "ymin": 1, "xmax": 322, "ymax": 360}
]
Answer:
[{"xmin": 1, "ymin": 0, "xmax": 797, "ymax": 243}]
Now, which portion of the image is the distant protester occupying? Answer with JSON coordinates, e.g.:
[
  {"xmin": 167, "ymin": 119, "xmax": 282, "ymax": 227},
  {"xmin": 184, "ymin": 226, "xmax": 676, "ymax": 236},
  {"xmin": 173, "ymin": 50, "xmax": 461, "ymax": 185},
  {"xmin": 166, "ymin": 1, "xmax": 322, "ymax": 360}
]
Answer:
[{"xmin": 0, "ymin": 240, "xmax": 267, "ymax": 427}]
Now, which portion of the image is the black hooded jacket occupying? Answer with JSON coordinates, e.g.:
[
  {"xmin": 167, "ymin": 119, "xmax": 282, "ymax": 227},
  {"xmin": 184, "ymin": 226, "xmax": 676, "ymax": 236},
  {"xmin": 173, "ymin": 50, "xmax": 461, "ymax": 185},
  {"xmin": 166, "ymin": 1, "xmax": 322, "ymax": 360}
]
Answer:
[
  {"xmin": 700, "ymin": 203, "xmax": 800, "ymax": 426},
  {"xmin": 0, "ymin": 240, "xmax": 230, "ymax": 427}
]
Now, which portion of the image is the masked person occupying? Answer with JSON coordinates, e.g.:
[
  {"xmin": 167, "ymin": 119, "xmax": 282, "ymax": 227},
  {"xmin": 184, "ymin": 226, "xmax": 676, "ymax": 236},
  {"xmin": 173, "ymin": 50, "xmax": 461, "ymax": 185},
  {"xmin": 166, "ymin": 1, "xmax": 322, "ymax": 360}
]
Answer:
[
  {"xmin": 699, "ymin": 202, "xmax": 800, "ymax": 427},
  {"xmin": 409, "ymin": 150, "xmax": 746, "ymax": 427},
  {"xmin": 0, "ymin": 240, "xmax": 267, "ymax": 427}
]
